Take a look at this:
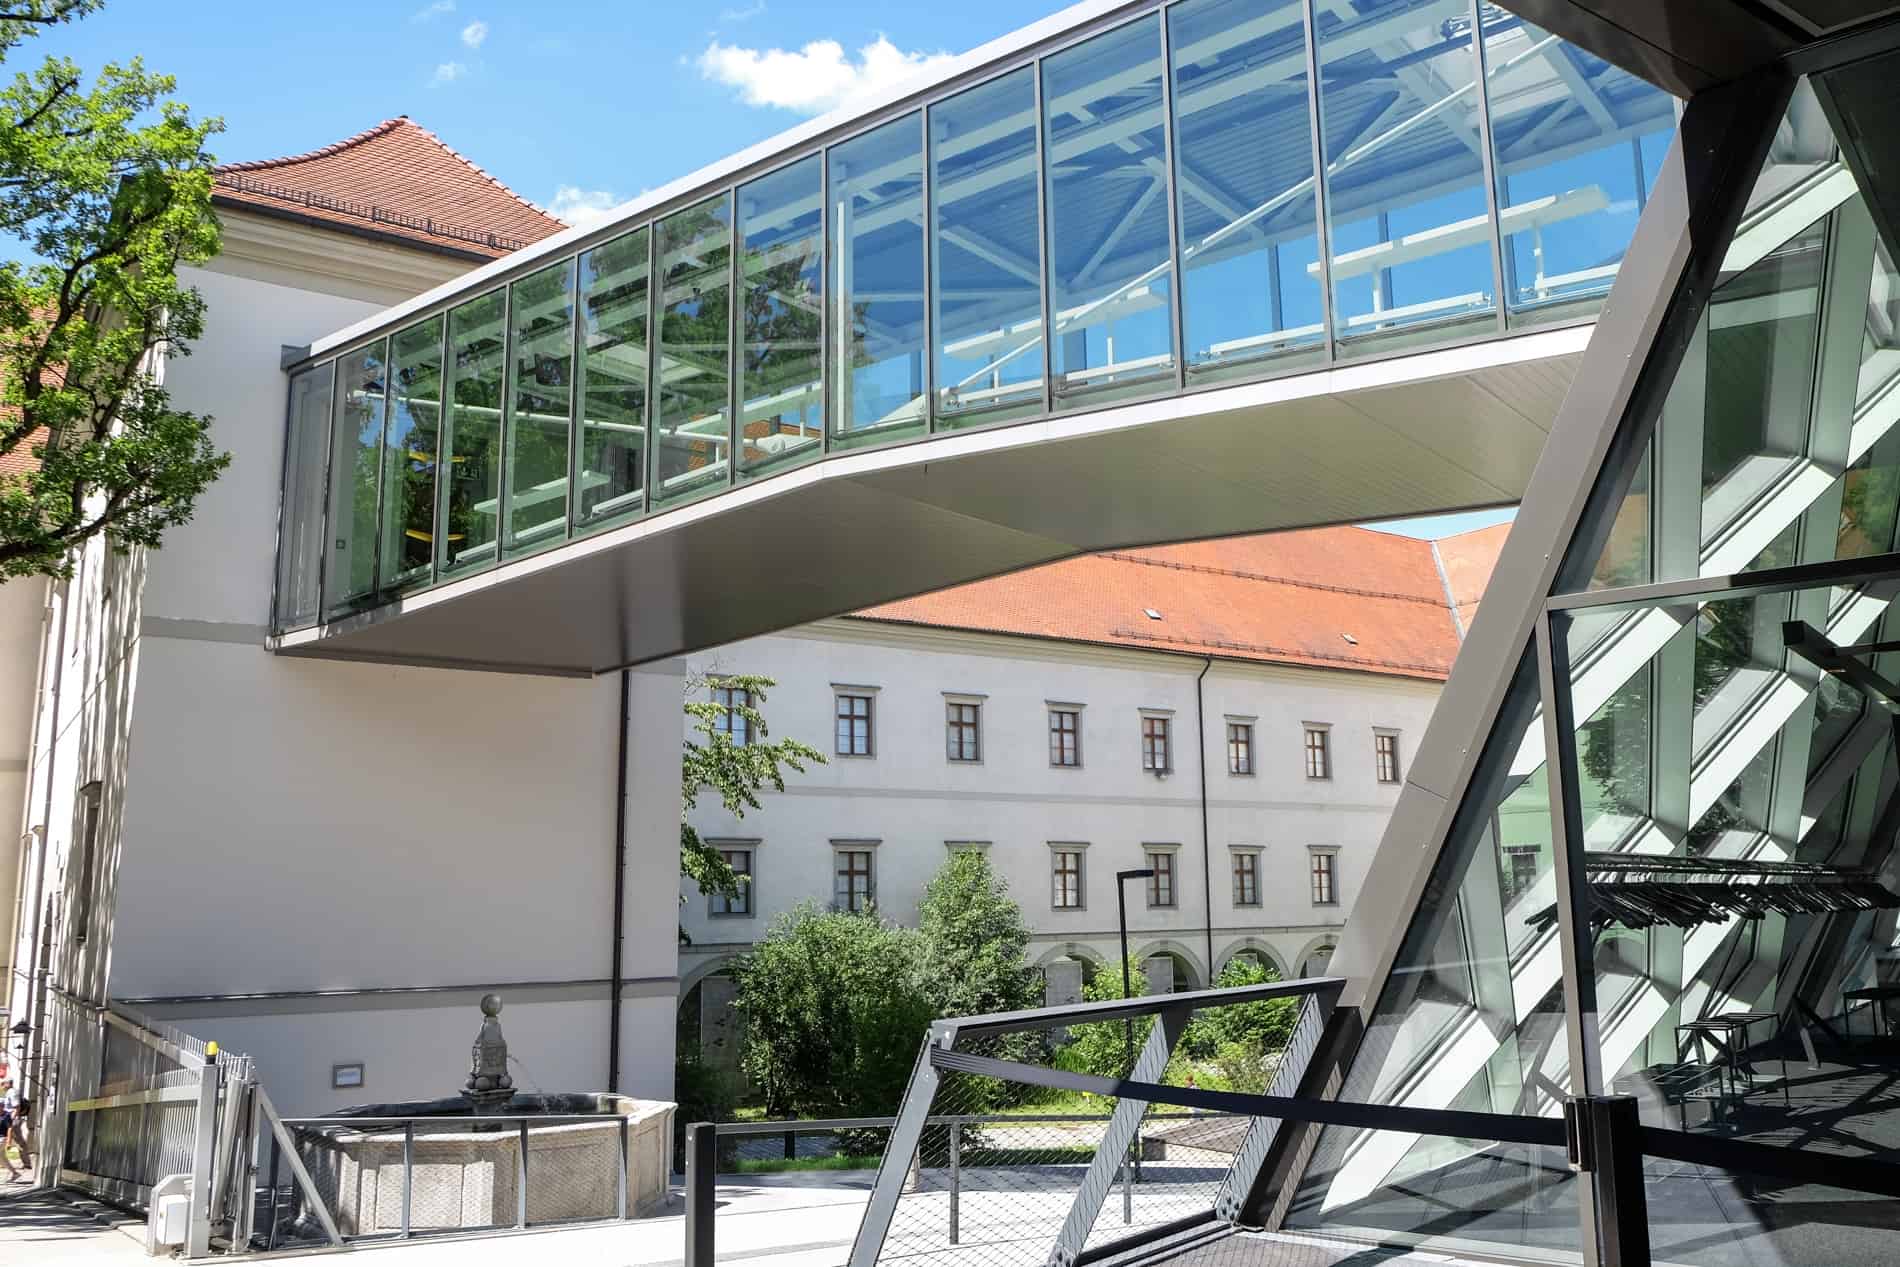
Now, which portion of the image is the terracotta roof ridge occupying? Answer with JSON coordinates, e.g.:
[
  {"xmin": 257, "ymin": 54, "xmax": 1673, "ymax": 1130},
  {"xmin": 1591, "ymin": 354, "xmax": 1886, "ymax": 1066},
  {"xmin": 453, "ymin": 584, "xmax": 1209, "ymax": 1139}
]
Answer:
[
  {"xmin": 1096, "ymin": 549, "xmax": 1448, "ymax": 606},
  {"xmin": 398, "ymin": 117, "xmax": 560, "ymax": 223},
  {"xmin": 214, "ymin": 117, "xmax": 410, "ymax": 175},
  {"xmin": 214, "ymin": 116, "xmax": 561, "ymax": 225}
]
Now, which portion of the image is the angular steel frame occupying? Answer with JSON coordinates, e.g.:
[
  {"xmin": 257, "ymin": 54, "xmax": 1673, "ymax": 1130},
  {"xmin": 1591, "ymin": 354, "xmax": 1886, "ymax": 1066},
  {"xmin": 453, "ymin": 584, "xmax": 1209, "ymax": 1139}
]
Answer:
[{"xmin": 1295, "ymin": 60, "xmax": 1797, "ymax": 1261}]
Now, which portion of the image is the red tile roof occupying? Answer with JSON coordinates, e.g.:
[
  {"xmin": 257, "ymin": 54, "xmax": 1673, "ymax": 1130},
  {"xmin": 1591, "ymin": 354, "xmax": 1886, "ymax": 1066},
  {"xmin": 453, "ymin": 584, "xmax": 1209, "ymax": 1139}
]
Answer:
[
  {"xmin": 0, "ymin": 425, "xmax": 44, "ymax": 479},
  {"xmin": 1433, "ymin": 523, "xmax": 1512, "ymax": 635},
  {"xmin": 213, "ymin": 118, "xmax": 568, "ymax": 260},
  {"xmin": 852, "ymin": 524, "xmax": 1504, "ymax": 682}
]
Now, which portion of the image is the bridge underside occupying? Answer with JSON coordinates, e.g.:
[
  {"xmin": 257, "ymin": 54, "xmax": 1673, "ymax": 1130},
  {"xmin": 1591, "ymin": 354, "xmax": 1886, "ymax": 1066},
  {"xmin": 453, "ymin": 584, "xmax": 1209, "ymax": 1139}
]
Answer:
[{"xmin": 276, "ymin": 333, "xmax": 1572, "ymax": 676}]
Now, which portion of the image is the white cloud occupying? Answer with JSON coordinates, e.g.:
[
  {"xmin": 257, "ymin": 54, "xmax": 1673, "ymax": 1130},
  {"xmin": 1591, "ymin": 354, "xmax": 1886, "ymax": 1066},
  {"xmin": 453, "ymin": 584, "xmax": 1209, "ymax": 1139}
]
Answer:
[
  {"xmin": 697, "ymin": 35, "xmax": 957, "ymax": 116},
  {"xmin": 548, "ymin": 185, "xmax": 626, "ymax": 229},
  {"xmin": 431, "ymin": 61, "xmax": 469, "ymax": 85},
  {"xmin": 461, "ymin": 19, "xmax": 488, "ymax": 49},
  {"xmin": 718, "ymin": 0, "xmax": 766, "ymax": 22},
  {"xmin": 412, "ymin": 0, "xmax": 454, "ymax": 21}
]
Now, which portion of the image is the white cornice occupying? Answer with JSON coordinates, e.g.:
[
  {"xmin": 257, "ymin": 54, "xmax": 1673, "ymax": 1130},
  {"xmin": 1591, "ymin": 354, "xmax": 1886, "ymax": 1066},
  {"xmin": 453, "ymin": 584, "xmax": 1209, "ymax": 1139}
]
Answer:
[
  {"xmin": 779, "ymin": 617, "xmax": 1445, "ymax": 696},
  {"xmin": 207, "ymin": 209, "xmax": 476, "ymax": 307}
]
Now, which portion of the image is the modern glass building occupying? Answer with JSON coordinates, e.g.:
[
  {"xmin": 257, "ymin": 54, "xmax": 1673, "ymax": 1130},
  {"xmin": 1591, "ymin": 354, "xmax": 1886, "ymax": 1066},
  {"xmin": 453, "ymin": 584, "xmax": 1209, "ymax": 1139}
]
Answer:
[{"xmin": 270, "ymin": 0, "xmax": 1674, "ymax": 638}]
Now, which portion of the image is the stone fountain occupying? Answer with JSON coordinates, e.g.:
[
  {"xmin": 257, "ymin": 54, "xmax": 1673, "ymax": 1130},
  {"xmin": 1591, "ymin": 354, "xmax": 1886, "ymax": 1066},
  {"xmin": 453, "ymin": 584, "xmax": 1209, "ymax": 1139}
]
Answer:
[{"xmin": 292, "ymin": 995, "xmax": 675, "ymax": 1234}]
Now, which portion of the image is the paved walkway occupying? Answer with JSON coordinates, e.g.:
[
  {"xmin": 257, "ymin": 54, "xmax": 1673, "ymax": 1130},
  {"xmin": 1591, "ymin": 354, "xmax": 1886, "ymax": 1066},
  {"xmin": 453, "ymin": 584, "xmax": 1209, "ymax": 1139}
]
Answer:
[{"xmin": 0, "ymin": 1181, "xmax": 148, "ymax": 1263}]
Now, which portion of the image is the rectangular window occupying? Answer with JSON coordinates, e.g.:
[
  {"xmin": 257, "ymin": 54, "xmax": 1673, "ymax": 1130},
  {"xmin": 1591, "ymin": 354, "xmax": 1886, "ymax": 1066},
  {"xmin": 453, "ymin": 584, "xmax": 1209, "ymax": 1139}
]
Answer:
[
  {"xmin": 74, "ymin": 782, "xmax": 102, "ymax": 944},
  {"xmin": 501, "ymin": 257, "xmax": 576, "ymax": 556},
  {"xmin": 381, "ymin": 316, "xmax": 445, "ymax": 590},
  {"xmin": 1147, "ymin": 850, "xmax": 1176, "ymax": 908},
  {"xmin": 737, "ymin": 155, "xmax": 824, "ymax": 480},
  {"xmin": 1502, "ymin": 846, "xmax": 1540, "ymax": 903},
  {"xmin": 1142, "ymin": 715, "xmax": 1171, "ymax": 771},
  {"xmin": 1049, "ymin": 708, "xmax": 1081, "ymax": 767},
  {"xmin": 441, "ymin": 290, "xmax": 506, "ymax": 573},
  {"xmin": 652, "ymin": 194, "xmax": 733, "ymax": 508},
  {"xmin": 1375, "ymin": 732, "xmax": 1402, "ymax": 784},
  {"xmin": 323, "ymin": 338, "xmax": 389, "ymax": 615},
  {"xmin": 1051, "ymin": 849, "xmax": 1085, "ymax": 909},
  {"xmin": 947, "ymin": 701, "xmax": 982, "ymax": 762},
  {"xmin": 1310, "ymin": 849, "xmax": 1337, "ymax": 906},
  {"xmin": 1227, "ymin": 722, "xmax": 1254, "ymax": 775},
  {"xmin": 1232, "ymin": 851, "xmax": 1260, "ymax": 908},
  {"xmin": 275, "ymin": 363, "xmax": 335, "ymax": 630},
  {"xmin": 831, "ymin": 114, "xmax": 926, "ymax": 449},
  {"xmin": 713, "ymin": 685, "xmax": 752, "ymax": 746},
  {"xmin": 835, "ymin": 849, "xmax": 874, "ymax": 913},
  {"xmin": 575, "ymin": 227, "xmax": 650, "ymax": 525},
  {"xmin": 711, "ymin": 847, "xmax": 753, "ymax": 917},
  {"xmin": 1304, "ymin": 726, "xmax": 1331, "ymax": 779},
  {"xmin": 835, "ymin": 693, "xmax": 873, "ymax": 756}
]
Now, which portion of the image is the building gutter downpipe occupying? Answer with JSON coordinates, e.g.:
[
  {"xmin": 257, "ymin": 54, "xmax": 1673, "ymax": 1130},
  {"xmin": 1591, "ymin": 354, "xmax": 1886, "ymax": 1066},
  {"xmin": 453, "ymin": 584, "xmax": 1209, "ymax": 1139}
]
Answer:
[
  {"xmin": 1196, "ymin": 657, "xmax": 1214, "ymax": 980},
  {"xmin": 608, "ymin": 669, "xmax": 631, "ymax": 1093}
]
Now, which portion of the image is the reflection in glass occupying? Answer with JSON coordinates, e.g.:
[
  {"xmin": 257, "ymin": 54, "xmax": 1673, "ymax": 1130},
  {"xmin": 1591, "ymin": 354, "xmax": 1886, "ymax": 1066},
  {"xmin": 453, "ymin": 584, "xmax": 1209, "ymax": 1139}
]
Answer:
[
  {"xmin": 381, "ymin": 318, "xmax": 443, "ymax": 589},
  {"xmin": 653, "ymin": 195, "xmax": 734, "ymax": 505},
  {"xmin": 1481, "ymin": 16, "xmax": 1674, "ymax": 325},
  {"xmin": 1286, "ymin": 651, "xmax": 1578, "ymax": 1256},
  {"xmin": 276, "ymin": 363, "xmax": 335, "ymax": 630},
  {"xmin": 576, "ymin": 228, "xmax": 650, "ymax": 526},
  {"xmin": 1169, "ymin": 0, "xmax": 1321, "ymax": 381},
  {"xmin": 932, "ymin": 68, "xmax": 1044, "ymax": 428},
  {"xmin": 1044, "ymin": 15, "xmax": 1175, "ymax": 407},
  {"xmin": 323, "ymin": 339, "xmax": 387, "ymax": 616},
  {"xmin": 440, "ymin": 290, "xmax": 507, "ymax": 573},
  {"xmin": 1317, "ymin": 0, "xmax": 1494, "ymax": 350},
  {"xmin": 830, "ymin": 115, "xmax": 926, "ymax": 449},
  {"xmin": 1700, "ymin": 218, "xmax": 1824, "ymax": 510},
  {"xmin": 503, "ymin": 259, "xmax": 576, "ymax": 556},
  {"xmin": 738, "ymin": 155, "xmax": 823, "ymax": 479}
]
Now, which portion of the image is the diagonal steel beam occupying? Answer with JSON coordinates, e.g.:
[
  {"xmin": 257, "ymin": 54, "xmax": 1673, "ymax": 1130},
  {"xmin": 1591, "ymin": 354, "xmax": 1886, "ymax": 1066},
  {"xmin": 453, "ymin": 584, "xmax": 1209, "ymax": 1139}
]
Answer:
[{"xmin": 1046, "ymin": 1004, "xmax": 1192, "ymax": 1267}]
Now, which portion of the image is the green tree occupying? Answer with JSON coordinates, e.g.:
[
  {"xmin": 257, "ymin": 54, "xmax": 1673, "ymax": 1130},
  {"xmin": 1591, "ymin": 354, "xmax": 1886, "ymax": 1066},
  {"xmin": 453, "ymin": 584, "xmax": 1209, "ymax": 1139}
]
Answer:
[
  {"xmin": 917, "ymin": 850, "xmax": 1042, "ymax": 1019},
  {"xmin": 0, "ymin": 1, "xmax": 228, "ymax": 579},
  {"xmin": 731, "ymin": 902, "xmax": 935, "ymax": 1118},
  {"xmin": 680, "ymin": 672, "xmax": 823, "ymax": 912}
]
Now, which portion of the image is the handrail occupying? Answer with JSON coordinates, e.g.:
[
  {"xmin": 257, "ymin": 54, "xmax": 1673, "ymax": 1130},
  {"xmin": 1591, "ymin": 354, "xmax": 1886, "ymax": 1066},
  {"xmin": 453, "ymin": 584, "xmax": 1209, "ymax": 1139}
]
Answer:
[
  {"xmin": 707, "ymin": 1110, "xmax": 1223, "ymax": 1137},
  {"xmin": 935, "ymin": 974, "xmax": 1344, "ymax": 1039}
]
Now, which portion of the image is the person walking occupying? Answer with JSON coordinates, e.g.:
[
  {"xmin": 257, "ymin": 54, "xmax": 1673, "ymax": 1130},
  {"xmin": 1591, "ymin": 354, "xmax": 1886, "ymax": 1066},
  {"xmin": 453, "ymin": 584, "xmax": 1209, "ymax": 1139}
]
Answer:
[{"xmin": 0, "ymin": 1081, "xmax": 20, "ymax": 1182}]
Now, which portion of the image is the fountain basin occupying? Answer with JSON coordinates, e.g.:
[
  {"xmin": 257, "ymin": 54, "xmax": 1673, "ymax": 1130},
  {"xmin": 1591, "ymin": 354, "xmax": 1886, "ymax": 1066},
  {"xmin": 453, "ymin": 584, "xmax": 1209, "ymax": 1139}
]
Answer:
[{"xmin": 297, "ymin": 1094, "xmax": 674, "ymax": 1234}]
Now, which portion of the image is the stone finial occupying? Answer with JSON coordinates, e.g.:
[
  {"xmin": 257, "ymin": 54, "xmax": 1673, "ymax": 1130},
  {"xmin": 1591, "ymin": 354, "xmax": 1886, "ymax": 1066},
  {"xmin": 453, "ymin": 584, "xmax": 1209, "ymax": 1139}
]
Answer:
[{"xmin": 462, "ymin": 993, "xmax": 515, "ymax": 1111}]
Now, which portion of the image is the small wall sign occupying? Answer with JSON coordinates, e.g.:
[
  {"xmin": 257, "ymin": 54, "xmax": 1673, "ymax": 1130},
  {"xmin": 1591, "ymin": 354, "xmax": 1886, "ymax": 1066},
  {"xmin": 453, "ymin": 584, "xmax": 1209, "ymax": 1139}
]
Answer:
[{"xmin": 332, "ymin": 1062, "xmax": 365, "ymax": 1090}]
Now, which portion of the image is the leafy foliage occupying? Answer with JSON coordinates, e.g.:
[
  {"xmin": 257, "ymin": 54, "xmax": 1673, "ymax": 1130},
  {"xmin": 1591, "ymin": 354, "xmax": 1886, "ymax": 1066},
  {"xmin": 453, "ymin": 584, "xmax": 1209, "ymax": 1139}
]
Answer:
[
  {"xmin": 730, "ymin": 902, "xmax": 935, "ymax": 1118},
  {"xmin": 917, "ymin": 850, "xmax": 1042, "ymax": 1019},
  {"xmin": 680, "ymin": 672, "xmax": 823, "ymax": 909},
  {"xmin": 0, "ymin": 0, "xmax": 228, "ymax": 578}
]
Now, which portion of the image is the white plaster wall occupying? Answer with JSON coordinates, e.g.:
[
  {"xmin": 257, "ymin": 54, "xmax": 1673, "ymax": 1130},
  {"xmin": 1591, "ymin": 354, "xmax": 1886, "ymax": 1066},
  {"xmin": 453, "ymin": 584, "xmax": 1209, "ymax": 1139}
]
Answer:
[
  {"xmin": 148, "ymin": 265, "xmax": 393, "ymax": 629},
  {"xmin": 678, "ymin": 624, "xmax": 1439, "ymax": 993},
  {"xmin": 0, "ymin": 575, "xmax": 46, "ymax": 988}
]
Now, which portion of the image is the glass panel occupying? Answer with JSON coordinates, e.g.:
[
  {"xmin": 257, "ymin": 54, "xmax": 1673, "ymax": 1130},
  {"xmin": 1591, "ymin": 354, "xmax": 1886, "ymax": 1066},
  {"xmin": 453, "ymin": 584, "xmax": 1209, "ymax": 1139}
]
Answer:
[
  {"xmin": 1316, "ymin": 0, "xmax": 1494, "ymax": 352},
  {"xmin": 738, "ymin": 155, "xmax": 824, "ymax": 480},
  {"xmin": 1700, "ymin": 218, "xmax": 1824, "ymax": 516},
  {"xmin": 1482, "ymin": 15, "xmax": 1676, "ymax": 326},
  {"xmin": 440, "ymin": 289, "xmax": 507, "ymax": 573},
  {"xmin": 576, "ymin": 227, "xmax": 650, "ymax": 527},
  {"xmin": 932, "ymin": 67, "xmax": 1045, "ymax": 428},
  {"xmin": 1286, "ymin": 651, "xmax": 1578, "ymax": 1257},
  {"xmin": 322, "ymin": 339, "xmax": 387, "ymax": 616},
  {"xmin": 276, "ymin": 362, "xmax": 335, "ymax": 630},
  {"xmin": 1551, "ymin": 572, "xmax": 1900, "ymax": 1266},
  {"xmin": 653, "ymin": 194, "xmax": 734, "ymax": 506},
  {"xmin": 1169, "ymin": 0, "xmax": 1323, "ymax": 382},
  {"xmin": 380, "ymin": 318, "xmax": 444, "ymax": 591},
  {"xmin": 1043, "ymin": 14, "xmax": 1176, "ymax": 407},
  {"xmin": 830, "ymin": 114, "xmax": 927, "ymax": 449},
  {"xmin": 502, "ymin": 258, "xmax": 576, "ymax": 556}
]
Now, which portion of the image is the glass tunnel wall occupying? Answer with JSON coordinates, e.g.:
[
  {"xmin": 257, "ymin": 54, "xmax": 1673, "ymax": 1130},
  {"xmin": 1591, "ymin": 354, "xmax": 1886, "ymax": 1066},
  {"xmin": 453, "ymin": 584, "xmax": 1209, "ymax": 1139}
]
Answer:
[
  {"xmin": 1292, "ymin": 76, "xmax": 1900, "ymax": 1265},
  {"xmin": 272, "ymin": 0, "xmax": 1675, "ymax": 633}
]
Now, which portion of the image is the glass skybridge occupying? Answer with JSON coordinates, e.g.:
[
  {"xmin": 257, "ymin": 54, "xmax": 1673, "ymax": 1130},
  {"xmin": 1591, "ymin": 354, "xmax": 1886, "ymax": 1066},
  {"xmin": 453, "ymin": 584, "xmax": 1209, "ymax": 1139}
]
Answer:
[{"xmin": 272, "ymin": 0, "xmax": 1674, "ymax": 637}]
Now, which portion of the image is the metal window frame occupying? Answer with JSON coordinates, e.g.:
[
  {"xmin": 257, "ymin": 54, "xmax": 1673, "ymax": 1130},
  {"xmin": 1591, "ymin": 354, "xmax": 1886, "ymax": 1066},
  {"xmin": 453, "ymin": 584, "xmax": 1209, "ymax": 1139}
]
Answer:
[{"xmin": 274, "ymin": 0, "xmax": 1671, "ymax": 636}]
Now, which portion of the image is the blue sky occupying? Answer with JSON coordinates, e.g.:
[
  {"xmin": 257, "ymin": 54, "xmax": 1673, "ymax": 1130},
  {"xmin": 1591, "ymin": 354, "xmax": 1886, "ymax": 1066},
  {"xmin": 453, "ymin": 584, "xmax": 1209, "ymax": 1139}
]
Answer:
[{"xmin": 28, "ymin": 0, "xmax": 1027, "ymax": 225}]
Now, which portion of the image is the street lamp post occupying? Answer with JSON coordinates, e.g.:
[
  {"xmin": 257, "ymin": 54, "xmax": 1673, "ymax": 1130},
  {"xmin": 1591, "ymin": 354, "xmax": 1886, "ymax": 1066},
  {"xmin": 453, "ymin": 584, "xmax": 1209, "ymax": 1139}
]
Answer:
[{"xmin": 1115, "ymin": 868, "xmax": 1155, "ymax": 1199}]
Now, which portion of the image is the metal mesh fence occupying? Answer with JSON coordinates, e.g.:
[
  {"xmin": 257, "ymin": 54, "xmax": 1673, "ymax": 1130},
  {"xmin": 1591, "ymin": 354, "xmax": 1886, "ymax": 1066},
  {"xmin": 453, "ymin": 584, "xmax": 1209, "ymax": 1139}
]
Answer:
[
  {"xmin": 270, "ymin": 1116, "xmax": 635, "ymax": 1244},
  {"xmin": 875, "ymin": 989, "xmax": 1319, "ymax": 1267}
]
